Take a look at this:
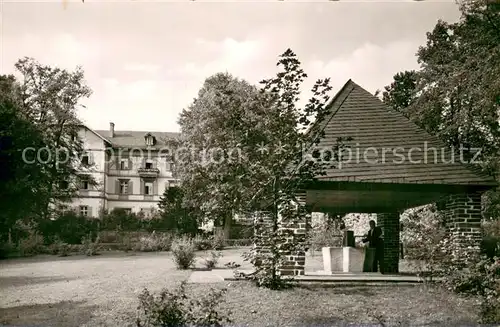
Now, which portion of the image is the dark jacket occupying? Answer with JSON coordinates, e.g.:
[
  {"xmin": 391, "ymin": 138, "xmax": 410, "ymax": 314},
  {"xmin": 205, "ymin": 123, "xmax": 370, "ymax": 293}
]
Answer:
[{"xmin": 362, "ymin": 226, "xmax": 383, "ymax": 248}]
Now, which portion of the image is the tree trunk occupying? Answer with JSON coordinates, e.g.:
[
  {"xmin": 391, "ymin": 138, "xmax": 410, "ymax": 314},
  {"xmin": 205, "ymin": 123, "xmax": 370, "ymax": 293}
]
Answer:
[{"xmin": 223, "ymin": 213, "xmax": 232, "ymax": 240}]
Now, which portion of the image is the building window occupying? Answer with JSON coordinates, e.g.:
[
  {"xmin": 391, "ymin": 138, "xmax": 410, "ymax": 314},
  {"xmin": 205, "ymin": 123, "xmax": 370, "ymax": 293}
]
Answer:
[
  {"xmin": 145, "ymin": 160, "xmax": 153, "ymax": 169},
  {"xmin": 81, "ymin": 152, "xmax": 90, "ymax": 165},
  {"xmin": 145, "ymin": 133, "xmax": 155, "ymax": 146},
  {"xmin": 120, "ymin": 180, "xmax": 129, "ymax": 194},
  {"xmin": 59, "ymin": 181, "xmax": 69, "ymax": 189},
  {"xmin": 124, "ymin": 208, "xmax": 132, "ymax": 215},
  {"xmin": 120, "ymin": 159, "xmax": 128, "ymax": 170},
  {"xmin": 79, "ymin": 205, "xmax": 89, "ymax": 217},
  {"xmin": 144, "ymin": 181, "xmax": 153, "ymax": 195},
  {"xmin": 81, "ymin": 180, "xmax": 89, "ymax": 190}
]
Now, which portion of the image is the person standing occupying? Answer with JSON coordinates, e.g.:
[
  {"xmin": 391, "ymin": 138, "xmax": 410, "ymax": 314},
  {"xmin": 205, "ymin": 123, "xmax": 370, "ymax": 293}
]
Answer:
[{"xmin": 362, "ymin": 220, "xmax": 384, "ymax": 273}]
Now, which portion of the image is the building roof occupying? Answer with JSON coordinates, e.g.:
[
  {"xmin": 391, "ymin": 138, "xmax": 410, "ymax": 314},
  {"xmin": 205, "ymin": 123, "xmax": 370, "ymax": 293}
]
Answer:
[
  {"xmin": 310, "ymin": 79, "xmax": 497, "ymax": 187},
  {"xmin": 94, "ymin": 129, "xmax": 180, "ymax": 148}
]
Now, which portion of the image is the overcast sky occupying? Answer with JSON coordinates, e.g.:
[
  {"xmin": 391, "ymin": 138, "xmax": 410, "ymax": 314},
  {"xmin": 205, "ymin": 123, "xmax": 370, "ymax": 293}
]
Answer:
[{"xmin": 1, "ymin": 0, "xmax": 461, "ymax": 133}]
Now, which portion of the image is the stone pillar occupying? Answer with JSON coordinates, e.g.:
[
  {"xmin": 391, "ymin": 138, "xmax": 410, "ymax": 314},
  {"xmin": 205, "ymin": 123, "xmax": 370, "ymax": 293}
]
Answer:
[
  {"xmin": 377, "ymin": 212, "xmax": 400, "ymax": 274},
  {"xmin": 277, "ymin": 191, "xmax": 309, "ymax": 276},
  {"xmin": 442, "ymin": 192, "xmax": 482, "ymax": 259},
  {"xmin": 252, "ymin": 211, "xmax": 273, "ymax": 269}
]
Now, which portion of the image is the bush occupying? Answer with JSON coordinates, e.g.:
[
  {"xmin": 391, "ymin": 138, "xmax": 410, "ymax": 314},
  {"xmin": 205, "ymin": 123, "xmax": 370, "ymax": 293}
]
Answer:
[
  {"xmin": 39, "ymin": 211, "xmax": 99, "ymax": 244},
  {"xmin": 101, "ymin": 208, "xmax": 143, "ymax": 231},
  {"xmin": 49, "ymin": 238, "xmax": 71, "ymax": 257},
  {"xmin": 211, "ymin": 229, "xmax": 226, "ymax": 250},
  {"xmin": 136, "ymin": 232, "xmax": 173, "ymax": 252},
  {"xmin": 193, "ymin": 235, "xmax": 212, "ymax": 251},
  {"xmin": 203, "ymin": 251, "xmax": 222, "ymax": 269},
  {"xmin": 136, "ymin": 281, "xmax": 231, "ymax": 327},
  {"xmin": 444, "ymin": 255, "xmax": 500, "ymax": 324},
  {"xmin": 0, "ymin": 242, "xmax": 16, "ymax": 259},
  {"xmin": 481, "ymin": 220, "xmax": 500, "ymax": 260},
  {"xmin": 171, "ymin": 236, "xmax": 196, "ymax": 269},
  {"xmin": 81, "ymin": 233, "xmax": 100, "ymax": 256},
  {"xmin": 18, "ymin": 231, "xmax": 45, "ymax": 257}
]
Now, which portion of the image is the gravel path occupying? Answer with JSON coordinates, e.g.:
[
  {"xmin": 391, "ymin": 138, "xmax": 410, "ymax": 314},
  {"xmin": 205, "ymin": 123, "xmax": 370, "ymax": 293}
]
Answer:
[{"xmin": 0, "ymin": 249, "xmax": 481, "ymax": 326}]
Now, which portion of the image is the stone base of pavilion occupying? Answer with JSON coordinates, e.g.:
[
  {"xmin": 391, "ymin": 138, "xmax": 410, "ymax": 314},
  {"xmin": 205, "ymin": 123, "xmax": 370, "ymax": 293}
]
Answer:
[{"xmin": 221, "ymin": 269, "xmax": 435, "ymax": 284}]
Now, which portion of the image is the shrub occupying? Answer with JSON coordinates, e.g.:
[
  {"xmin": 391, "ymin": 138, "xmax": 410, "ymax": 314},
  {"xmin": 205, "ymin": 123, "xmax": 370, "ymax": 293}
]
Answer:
[
  {"xmin": 18, "ymin": 231, "xmax": 45, "ymax": 257},
  {"xmin": 444, "ymin": 255, "xmax": 500, "ymax": 324},
  {"xmin": 136, "ymin": 281, "xmax": 231, "ymax": 327},
  {"xmin": 203, "ymin": 251, "xmax": 222, "ymax": 269},
  {"xmin": 49, "ymin": 238, "xmax": 71, "ymax": 257},
  {"xmin": 193, "ymin": 235, "xmax": 212, "ymax": 251},
  {"xmin": 211, "ymin": 230, "xmax": 226, "ymax": 250},
  {"xmin": 0, "ymin": 242, "xmax": 16, "ymax": 259},
  {"xmin": 171, "ymin": 236, "xmax": 196, "ymax": 269},
  {"xmin": 81, "ymin": 233, "xmax": 100, "ymax": 256},
  {"xmin": 136, "ymin": 232, "xmax": 173, "ymax": 252},
  {"xmin": 39, "ymin": 211, "xmax": 99, "ymax": 244},
  {"xmin": 101, "ymin": 208, "xmax": 142, "ymax": 231}
]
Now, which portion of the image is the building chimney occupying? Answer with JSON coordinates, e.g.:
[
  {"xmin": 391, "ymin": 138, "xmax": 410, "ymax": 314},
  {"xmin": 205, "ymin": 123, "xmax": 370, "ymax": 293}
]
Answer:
[{"xmin": 109, "ymin": 122, "xmax": 115, "ymax": 138}]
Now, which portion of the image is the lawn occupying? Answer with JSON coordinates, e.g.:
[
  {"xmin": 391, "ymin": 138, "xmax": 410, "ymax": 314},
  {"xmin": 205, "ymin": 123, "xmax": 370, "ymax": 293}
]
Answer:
[{"xmin": 0, "ymin": 248, "xmax": 481, "ymax": 327}]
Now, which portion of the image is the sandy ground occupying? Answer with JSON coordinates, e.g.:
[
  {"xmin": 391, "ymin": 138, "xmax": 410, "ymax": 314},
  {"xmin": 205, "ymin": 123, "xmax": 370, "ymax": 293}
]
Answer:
[{"xmin": 0, "ymin": 249, "xmax": 480, "ymax": 327}]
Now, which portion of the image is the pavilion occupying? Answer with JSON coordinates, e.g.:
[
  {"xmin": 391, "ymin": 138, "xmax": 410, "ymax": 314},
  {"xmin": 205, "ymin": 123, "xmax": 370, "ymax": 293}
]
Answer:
[{"xmin": 281, "ymin": 79, "xmax": 497, "ymax": 275}]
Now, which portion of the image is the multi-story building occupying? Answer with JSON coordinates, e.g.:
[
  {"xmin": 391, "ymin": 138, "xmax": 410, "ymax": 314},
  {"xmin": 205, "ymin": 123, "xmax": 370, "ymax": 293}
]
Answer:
[{"xmin": 70, "ymin": 122, "xmax": 180, "ymax": 218}]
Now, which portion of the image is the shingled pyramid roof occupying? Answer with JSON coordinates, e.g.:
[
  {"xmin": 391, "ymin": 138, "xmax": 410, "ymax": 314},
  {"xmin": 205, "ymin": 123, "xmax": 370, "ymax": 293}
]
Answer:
[{"xmin": 311, "ymin": 79, "xmax": 496, "ymax": 187}]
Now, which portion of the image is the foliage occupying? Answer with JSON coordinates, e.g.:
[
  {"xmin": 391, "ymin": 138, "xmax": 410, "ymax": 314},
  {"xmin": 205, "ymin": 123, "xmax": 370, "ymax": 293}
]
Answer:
[
  {"xmin": 157, "ymin": 186, "xmax": 199, "ymax": 236},
  {"xmin": 382, "ymin": 70, "xmax": 418, "ymax": 114},
  {"xmin": 192, "ymin": 234, "xmax": 212, "ymax": 251},
  {"xmin": 0, "ymin": 89, "xmax": 48, "ymax": 243},
  {"xmin": 177, "ymin": 73, "xmax": 274, "ymax": 239},
  {"xmin": 210, "ymin": 229, "xmax": 226, "ymax": 250},
  {"xmin": 382, "ymin": 1, "xmax": 500, "ymax": 217},
  {"xmin": 203, "ymin": 251, "xmax": 222, "ymax": 269},
  {"xmin": 14, "ymin": 58, "xmax": 96, "ymax": 220},
  {"xmin": 101, "ymin": 208, "xmax": 143, "ymax": 231},
  {"xmin": 17, "ymin": 230, "xmax": 45, "ymax": 257},
  {"xmin": 239, "ymin": 49, "xmax": 348, "ymax": 289},
  {"xmin": 136, "ymin": 232, "xmax": 173, "ymax": 252},
  {"xmin": 307, "ymin": 220, "xmax": 343, "ymax": 253},
  {"xmin": 481, "ymin": 219, "xmax": 500, "ymax": 259},
  {"xmin": 136, "ymin": 281, "xmax": 231, "ymax": 327},
  {"xmin": 39, "ymin": 210, "xmax": 99, "ymax": 244},
  {"xmin": 171, "ymin": 236, "xmax": 196, "ymax": 269},
  {"xmin": 81, "ymin": 233, "xmax": 100, "ymax": 256}
]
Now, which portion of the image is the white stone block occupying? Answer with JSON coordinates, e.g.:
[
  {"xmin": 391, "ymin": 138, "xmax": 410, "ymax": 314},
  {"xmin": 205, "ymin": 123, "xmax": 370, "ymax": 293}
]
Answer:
[{"xmin": 322, "ymin": 246, "xmax": 365, "ymax": 273}]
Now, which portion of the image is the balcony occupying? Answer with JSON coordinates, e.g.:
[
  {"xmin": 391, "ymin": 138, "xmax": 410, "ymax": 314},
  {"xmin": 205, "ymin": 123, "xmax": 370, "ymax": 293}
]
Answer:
[{"xmin": 137, "ymin": 167, "xmax": 160, "ymax": 178}]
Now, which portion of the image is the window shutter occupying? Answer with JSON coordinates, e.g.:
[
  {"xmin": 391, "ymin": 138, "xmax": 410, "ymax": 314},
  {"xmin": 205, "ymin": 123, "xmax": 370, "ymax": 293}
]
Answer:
[
  {"xmin": 154, "ymin": 180, "xmax": 159, "ymax": 195},
  {"xmin": 140, "ymin": 179, "xmax": 145, "ymax": 195},
  {"xmin": 141, "ymin": 157, "xmax": 146, "ymax": 168},
  {"xmin": 89, "ymin": 152, "xmax": 94, "ymax": 165},
  {"xmin": 128, "ymin": 181, "xmax": 134, "ymax": 194},
  {"xmin": 116, "ymin": 180, "xmax": 120, "ymax": 194},
  {"xmin": 88, "ymin": 206, "xmax": 93, "ymax": 217},
  {"xmin": 128, "ymin": 157, "xmax": 132, "ymax": 170}
]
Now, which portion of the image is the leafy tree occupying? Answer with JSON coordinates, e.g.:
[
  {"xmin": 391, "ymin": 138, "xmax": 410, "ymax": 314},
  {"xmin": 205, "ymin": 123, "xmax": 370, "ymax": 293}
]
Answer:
[
  {"xmin": 12, "ymin": 57, "xmax": 96, "ymax": 220},
  {"xmin": 240, "ymin": 49, "xmax": 348, "ymax": 288},
  {"xmin": 382, "ymin": 70, "xmax": 418, "ymax": 114},
  {"xmin": 177, "ymin": 73, "xmax": 272, "ymax": 239},
  {"xmin": 156, "ymin": 186, "xmax": 198, "ymax": 235},
  {"xmin": 0, "ymin": 83, "xmax": 48, "ymax": 243},
  {"xmin": 383, "ymin": 0, "xmax": 500, "ymax": 218}
]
